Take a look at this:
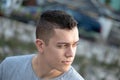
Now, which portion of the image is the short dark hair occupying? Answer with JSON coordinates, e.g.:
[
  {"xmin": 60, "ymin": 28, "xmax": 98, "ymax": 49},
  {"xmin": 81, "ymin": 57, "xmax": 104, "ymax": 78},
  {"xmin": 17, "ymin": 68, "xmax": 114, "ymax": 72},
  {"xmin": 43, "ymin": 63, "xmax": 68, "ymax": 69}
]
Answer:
[{"xmin": 36, "ymin": 10, "xmax": 77, "ymax": 45}]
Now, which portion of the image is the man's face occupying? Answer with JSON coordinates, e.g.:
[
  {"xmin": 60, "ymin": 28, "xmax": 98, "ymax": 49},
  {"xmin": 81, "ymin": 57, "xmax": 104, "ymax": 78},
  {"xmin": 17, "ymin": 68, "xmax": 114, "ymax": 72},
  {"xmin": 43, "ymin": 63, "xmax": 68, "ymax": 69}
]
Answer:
[{"xmin": 42, "ymin": 27, "xmax": 79, "ymax": 72}]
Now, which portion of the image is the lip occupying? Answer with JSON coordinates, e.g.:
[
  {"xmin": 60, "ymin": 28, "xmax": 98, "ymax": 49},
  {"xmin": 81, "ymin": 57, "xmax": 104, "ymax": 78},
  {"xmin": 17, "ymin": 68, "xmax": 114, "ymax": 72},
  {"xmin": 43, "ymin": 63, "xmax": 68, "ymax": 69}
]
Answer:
[{"xmin": 62, "ymin": 61, "xmax": 72, "ymax": 65}]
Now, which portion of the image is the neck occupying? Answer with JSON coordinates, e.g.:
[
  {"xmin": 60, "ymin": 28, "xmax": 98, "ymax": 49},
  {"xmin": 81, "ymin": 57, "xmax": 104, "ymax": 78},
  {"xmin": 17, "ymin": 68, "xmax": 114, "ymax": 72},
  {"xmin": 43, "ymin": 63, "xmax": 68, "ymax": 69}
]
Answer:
[{"xmin": 32, "ymin": 54, "xmax": 63, "ymax": 79}]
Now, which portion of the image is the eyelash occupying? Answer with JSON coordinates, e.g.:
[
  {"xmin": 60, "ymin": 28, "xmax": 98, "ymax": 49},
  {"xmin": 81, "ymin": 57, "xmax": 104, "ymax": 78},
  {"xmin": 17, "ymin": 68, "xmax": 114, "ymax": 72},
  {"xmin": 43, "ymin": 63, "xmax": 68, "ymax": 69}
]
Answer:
[
  {"xmin": 57, "ymin": 43, "xmax": 78, "ymax": 49},
  {"xmin": 57, "ymin": 45, "xmax": 67, "ymax": 48}
]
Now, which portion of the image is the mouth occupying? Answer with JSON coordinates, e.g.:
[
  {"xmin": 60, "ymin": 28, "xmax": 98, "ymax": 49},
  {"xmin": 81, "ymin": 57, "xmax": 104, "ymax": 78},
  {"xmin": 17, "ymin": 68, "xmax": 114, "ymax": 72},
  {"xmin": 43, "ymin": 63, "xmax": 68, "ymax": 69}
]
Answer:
[{"xmin": 61, "ymin": 61, "xmax": 72, "ymax": 65}]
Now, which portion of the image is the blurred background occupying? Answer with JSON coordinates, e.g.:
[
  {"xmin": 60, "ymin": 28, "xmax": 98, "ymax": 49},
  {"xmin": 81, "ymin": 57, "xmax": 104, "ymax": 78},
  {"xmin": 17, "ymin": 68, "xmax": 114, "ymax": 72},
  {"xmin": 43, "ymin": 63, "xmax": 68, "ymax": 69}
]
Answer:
[{"xmin": 0, "ymin": 0, "xmax": 120, "ymax": 80}]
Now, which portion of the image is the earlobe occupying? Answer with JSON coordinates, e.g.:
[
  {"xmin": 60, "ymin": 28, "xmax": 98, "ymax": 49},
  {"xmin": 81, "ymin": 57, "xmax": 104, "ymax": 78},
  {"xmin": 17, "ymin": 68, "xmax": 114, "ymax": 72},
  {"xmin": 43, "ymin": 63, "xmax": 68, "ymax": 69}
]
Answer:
[{"xmin": 35, "ymin": 39, "xmax": 44, "ymax": 53}]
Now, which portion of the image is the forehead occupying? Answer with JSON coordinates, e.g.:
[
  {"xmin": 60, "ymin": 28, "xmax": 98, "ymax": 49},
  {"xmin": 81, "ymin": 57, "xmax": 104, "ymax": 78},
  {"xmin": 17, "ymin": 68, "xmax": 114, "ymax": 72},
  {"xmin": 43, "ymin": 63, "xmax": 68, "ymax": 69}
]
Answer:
[{"xmin": 50, "ymin": 27, "xmax": 79, "ymax": 43}]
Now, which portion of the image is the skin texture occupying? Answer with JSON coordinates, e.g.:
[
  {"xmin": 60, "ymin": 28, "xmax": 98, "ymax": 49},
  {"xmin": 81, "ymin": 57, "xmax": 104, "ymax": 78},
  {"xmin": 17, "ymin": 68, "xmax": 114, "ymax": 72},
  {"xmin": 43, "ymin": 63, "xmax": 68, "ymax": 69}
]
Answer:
[{"xmin": 32, "ymin": 27, "xmax": 79, "ymax": 79}]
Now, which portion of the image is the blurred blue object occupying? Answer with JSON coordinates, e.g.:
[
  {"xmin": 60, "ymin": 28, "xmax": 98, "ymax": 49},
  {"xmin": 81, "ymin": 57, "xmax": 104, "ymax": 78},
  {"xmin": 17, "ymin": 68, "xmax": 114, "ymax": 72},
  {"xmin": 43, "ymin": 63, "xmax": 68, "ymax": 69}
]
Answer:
[{"xmin": 44, "ymin": 5, "xmax": 101, "ymax": 33}]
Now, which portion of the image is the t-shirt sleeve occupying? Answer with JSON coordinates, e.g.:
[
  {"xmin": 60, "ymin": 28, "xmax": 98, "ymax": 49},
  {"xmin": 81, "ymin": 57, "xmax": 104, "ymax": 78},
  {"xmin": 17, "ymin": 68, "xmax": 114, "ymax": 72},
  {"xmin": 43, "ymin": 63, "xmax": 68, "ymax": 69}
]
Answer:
[
  {"xmin": 0, "ymin": 55, "xmax": 35, "ymax": 80},
  {"xmin": 0, "ymin": 57, "xmax": 14, "ymax": 80},
  {"xmin": 0, "ymin": 58, "xmax": 6, "ymax": 80},
  {"xmin": 0, "ymin": 61, "xmax": 2, "ymax": 80}
]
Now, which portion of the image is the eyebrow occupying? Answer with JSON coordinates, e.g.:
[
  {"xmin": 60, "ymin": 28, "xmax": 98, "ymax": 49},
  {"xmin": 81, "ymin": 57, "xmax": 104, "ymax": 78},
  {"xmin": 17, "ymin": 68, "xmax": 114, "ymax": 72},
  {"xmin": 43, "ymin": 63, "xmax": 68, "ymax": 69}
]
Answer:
[{"xmin": 57, "ymin": 40, "xmax": 80, "ymax": 45}]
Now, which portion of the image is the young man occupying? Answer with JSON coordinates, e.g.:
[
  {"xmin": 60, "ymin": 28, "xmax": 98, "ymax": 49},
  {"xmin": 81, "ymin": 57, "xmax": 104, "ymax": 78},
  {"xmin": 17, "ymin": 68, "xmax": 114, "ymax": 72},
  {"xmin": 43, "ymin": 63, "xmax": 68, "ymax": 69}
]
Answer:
[{"xmin": 0, "ymin": 10, "xmax": 84, "ymax": 80}]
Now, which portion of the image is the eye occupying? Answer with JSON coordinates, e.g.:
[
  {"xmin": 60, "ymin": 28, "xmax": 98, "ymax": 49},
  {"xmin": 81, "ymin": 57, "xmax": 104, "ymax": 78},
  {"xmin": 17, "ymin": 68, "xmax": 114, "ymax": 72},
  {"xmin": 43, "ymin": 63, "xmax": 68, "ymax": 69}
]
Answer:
[
  {"xmin": 57, "ymin": 45, "xmax": 63, "ymax": 48},
  {"xmin": 64, "ymin": 44, "xmax": 69, "ymax": 48},
  {"xmin": 57, "ymin": 44, "xmax": 69, "ymax": 49},
  {"xmin": 72, "ymin": 42, "xmax": 79, "ymax": 47}
]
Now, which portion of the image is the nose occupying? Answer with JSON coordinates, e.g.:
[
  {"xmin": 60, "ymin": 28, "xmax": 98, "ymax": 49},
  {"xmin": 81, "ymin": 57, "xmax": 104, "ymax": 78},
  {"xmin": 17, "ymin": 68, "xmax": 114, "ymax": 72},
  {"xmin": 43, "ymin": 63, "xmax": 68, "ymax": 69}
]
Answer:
[{"xmin": 65, "ymin": 47, "xmax": 76, "ymax": 58}]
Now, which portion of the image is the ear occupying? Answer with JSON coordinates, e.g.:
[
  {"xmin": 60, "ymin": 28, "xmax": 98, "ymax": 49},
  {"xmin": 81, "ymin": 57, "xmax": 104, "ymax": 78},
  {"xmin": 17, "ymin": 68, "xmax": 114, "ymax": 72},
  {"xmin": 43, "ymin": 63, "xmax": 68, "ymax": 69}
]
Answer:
[{"xmin": 35, "ymin": 39, "xmax": 44, "ymax": 53}]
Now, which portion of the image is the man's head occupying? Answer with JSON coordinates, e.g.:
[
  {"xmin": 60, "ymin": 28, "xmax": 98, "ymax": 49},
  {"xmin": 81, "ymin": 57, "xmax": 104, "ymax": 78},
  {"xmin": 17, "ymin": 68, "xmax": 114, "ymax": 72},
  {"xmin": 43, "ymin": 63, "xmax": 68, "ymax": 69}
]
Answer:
[
  {"xmin": 35, "ymin": 10, "xmax": 79, "ymax": 73},
  {"xmin": 36, "ymin": 10, "xmax": 77, "ymax": 45}
]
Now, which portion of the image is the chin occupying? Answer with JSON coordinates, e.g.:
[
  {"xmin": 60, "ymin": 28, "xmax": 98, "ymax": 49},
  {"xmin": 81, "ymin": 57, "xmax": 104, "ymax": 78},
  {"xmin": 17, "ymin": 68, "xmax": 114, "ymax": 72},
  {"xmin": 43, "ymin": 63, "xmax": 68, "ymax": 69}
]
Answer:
[{"xmin": 60, "ymin": 65, "xmax": 71, "ymax": 72}]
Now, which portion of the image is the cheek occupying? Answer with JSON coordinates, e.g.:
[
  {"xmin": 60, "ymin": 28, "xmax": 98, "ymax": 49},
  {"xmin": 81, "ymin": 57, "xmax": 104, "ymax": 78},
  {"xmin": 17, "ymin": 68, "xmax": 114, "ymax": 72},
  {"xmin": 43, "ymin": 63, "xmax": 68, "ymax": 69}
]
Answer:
[
  {"xmin": 44, "ymin": 50, "xmax": 63, "ymax": 69},
  {"xmin": 46, "ymin": 45, "xmax": 65, "ymax": 57},
  {"xmin": 51, "ymin": 51, "xmax": 64, "ymax": 61},
  {"xmin": 44, "ymin": 47, "xmax": 64, "ymax": 62}
]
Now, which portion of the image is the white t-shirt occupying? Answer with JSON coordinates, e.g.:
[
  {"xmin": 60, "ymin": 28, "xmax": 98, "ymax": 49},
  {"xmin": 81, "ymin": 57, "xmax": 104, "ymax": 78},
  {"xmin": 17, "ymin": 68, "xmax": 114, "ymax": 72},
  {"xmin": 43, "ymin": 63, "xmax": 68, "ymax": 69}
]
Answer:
[{"xmin": 0, "ymin": 54, "xmax": 84, "ymax": 80}]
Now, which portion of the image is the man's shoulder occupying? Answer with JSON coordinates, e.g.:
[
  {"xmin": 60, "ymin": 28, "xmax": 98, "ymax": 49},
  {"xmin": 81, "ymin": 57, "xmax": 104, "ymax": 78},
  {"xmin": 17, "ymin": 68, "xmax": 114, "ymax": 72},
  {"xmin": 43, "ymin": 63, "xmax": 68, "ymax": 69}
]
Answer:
[
  {"xmin": 0, "ymin": 54, "xmax": 35, "ymax": 67},
  {"xmin": 67, "ymin": 66, "xmax": 84, "ymax": 80},
  {"xmin": 5, "ymin": 54, "xmax": 34, "ymax": 60},
  {"xmin": 0, "ymin": 54, "xmax": 36, "ymax": 80},
  {"xmin": 55, "ymin": 66, "xmax": 84, "ymax": 80}
]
